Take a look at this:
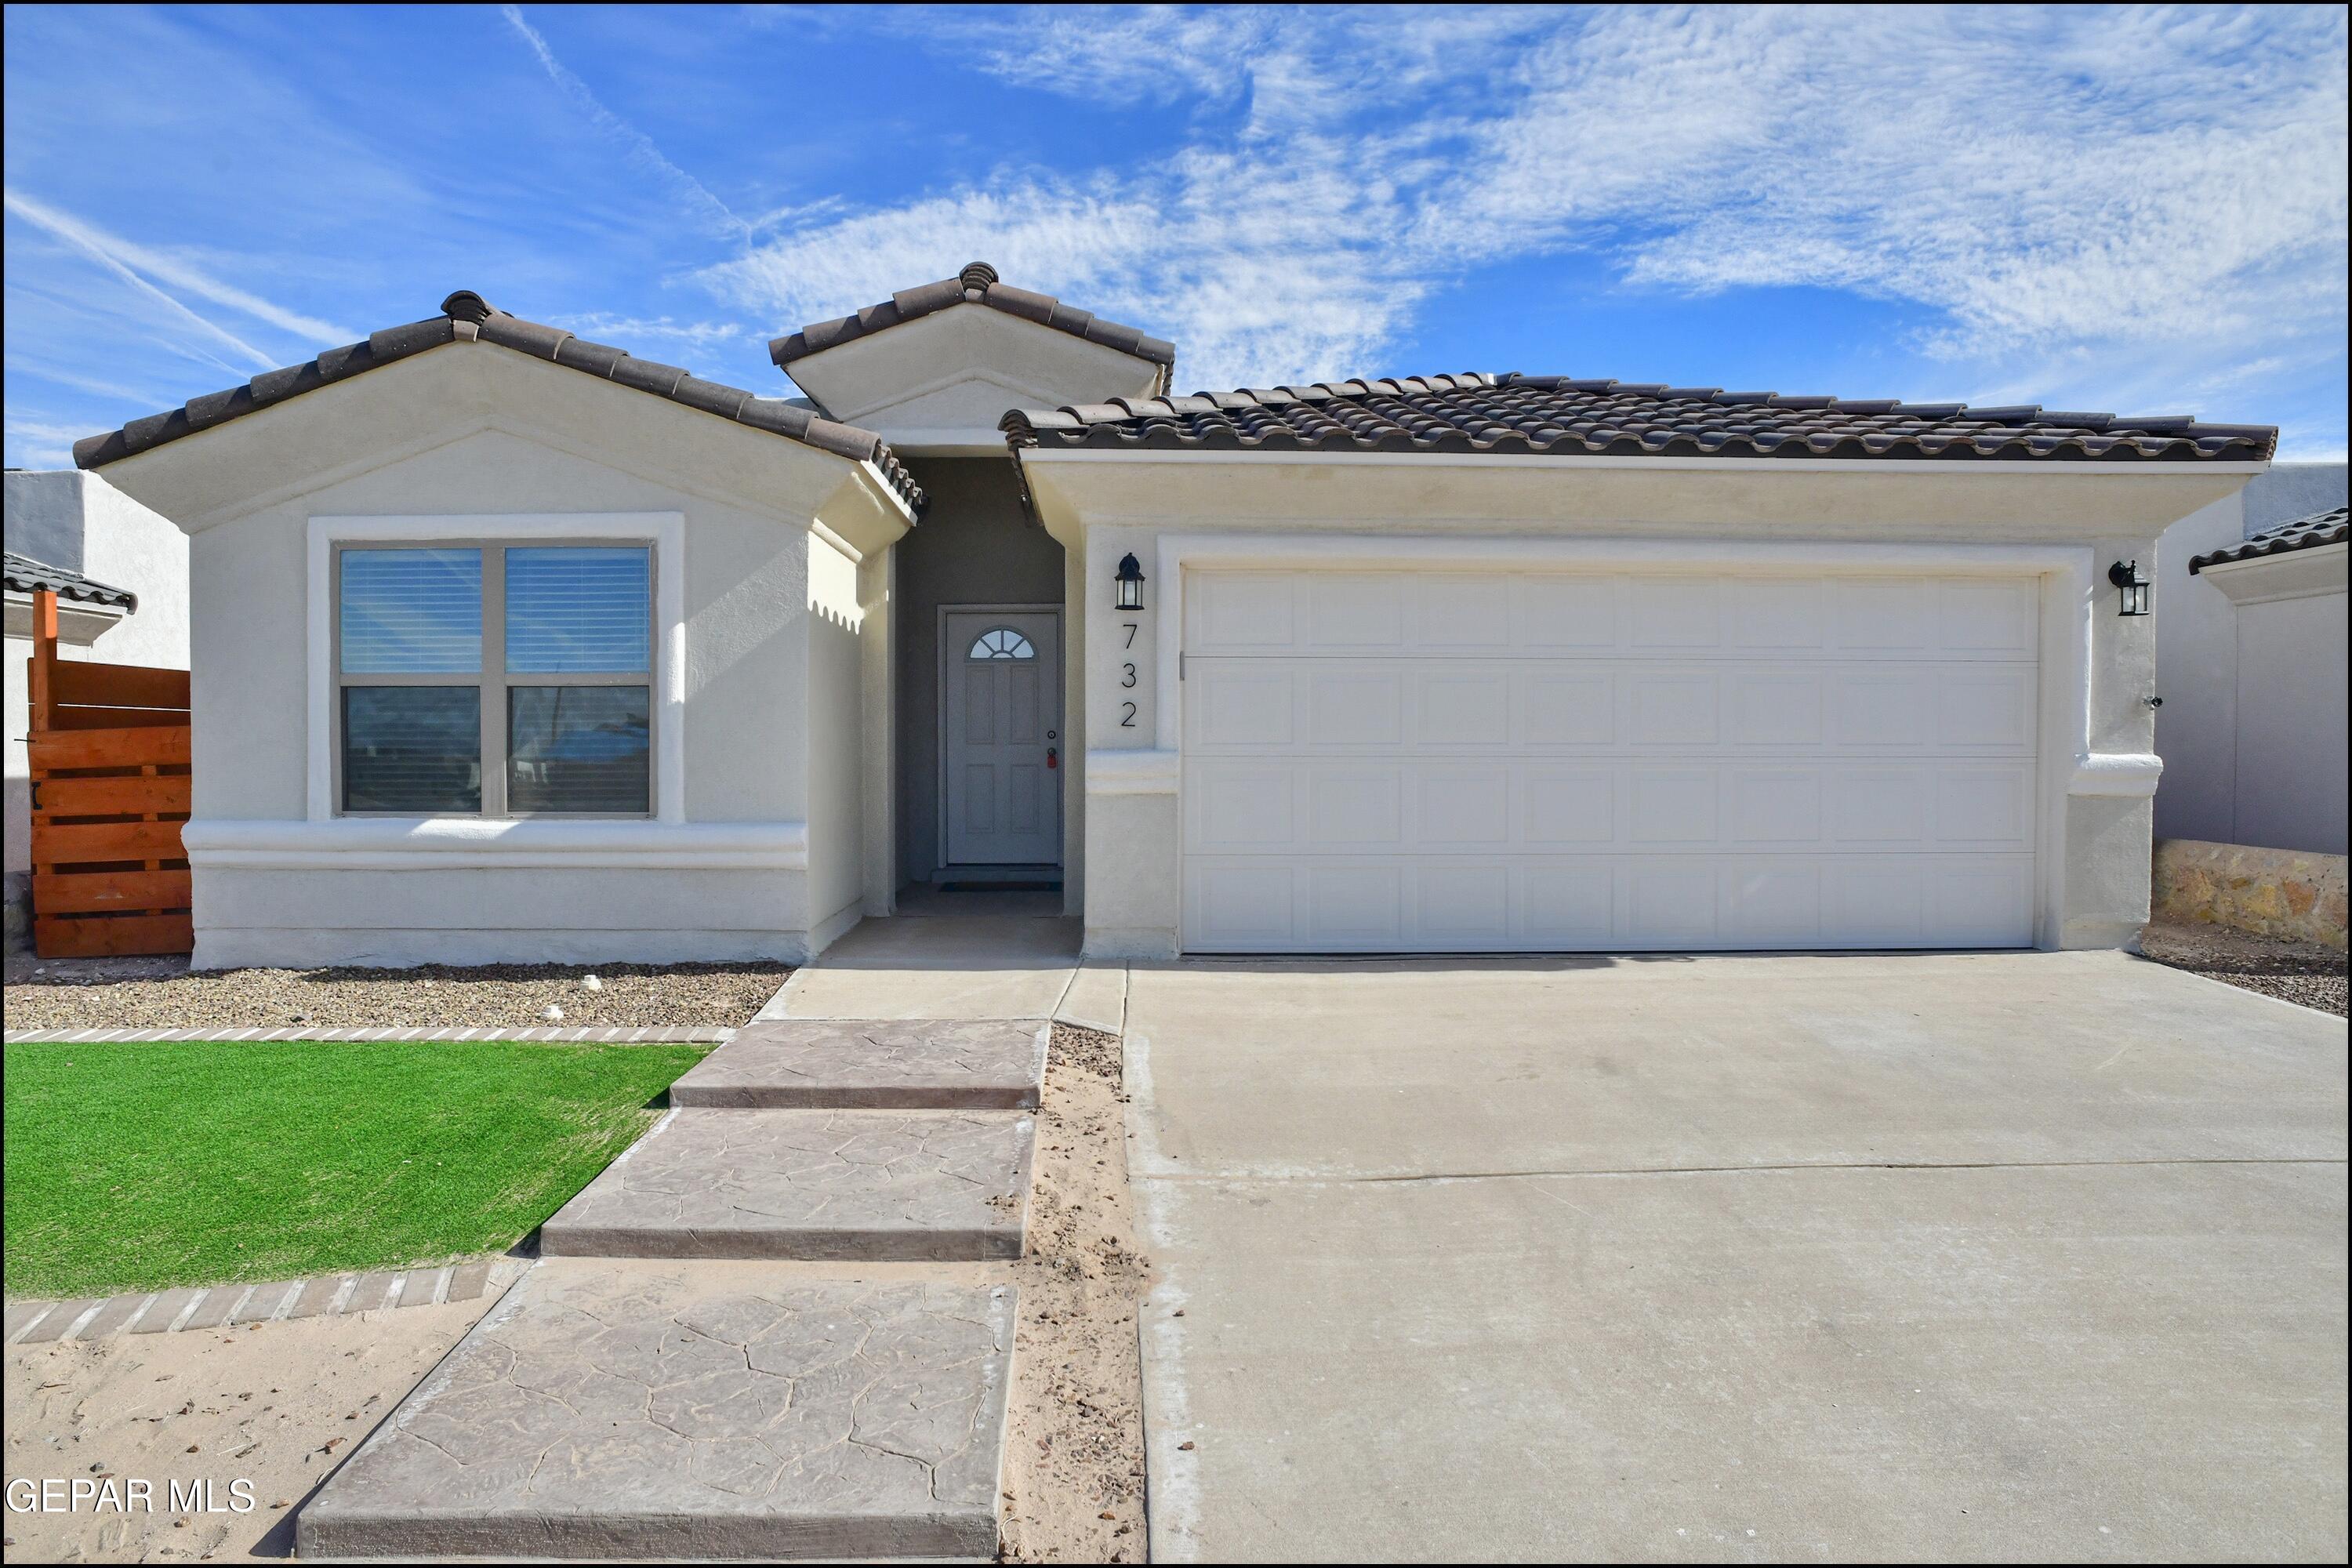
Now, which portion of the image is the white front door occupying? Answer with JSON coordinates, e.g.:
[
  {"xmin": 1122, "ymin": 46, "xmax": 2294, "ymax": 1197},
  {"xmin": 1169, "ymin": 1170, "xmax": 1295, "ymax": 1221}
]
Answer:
[
  {"xmin": 944, "ymin": 608, "xmax": 1063, "ymax": 866},
  {"xmin": 1181, "ymin": 568, "xmax": 2041, "ymax": 953}
]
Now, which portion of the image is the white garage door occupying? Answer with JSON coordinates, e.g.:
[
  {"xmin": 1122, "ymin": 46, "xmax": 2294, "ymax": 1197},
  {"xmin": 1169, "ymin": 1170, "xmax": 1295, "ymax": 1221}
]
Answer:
[{"xmin": 1181, "ymin": 568, "xmax": 2040, "ymax": 953}]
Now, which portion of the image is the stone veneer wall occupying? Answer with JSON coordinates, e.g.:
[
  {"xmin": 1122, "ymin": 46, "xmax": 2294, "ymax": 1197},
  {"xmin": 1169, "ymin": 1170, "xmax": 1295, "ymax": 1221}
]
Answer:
[{"xmin": 2152, "ymin": 838, "xmax": 2348, "ymax": 949}]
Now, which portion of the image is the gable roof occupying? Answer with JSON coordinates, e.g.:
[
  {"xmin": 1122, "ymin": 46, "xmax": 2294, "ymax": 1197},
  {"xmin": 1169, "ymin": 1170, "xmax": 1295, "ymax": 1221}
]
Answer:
[
  {"xmin": 1000, "ymin": 371, "xmax": 2278, "ymax": 463},
  {"xmin": 2190, "ymin": 505, "xmax": 2350, "ymax": 573},
  {"xmin": 71, "ymin": 292, "xmax": 927, "ymax": 514},
  {"xmin": 771, "ymin": 262, "xmax": 1176, "ymax": 383},
  {"xmin": 2, "ymin": 550, "xmax": 136, "ymax": 611}
]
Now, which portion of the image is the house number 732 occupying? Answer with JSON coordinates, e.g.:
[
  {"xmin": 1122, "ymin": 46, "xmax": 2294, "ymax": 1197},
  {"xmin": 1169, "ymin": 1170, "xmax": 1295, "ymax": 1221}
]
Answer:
[{"xmin": 1120, "ymin": 622, "xmax": 1139, "ymax": 724}]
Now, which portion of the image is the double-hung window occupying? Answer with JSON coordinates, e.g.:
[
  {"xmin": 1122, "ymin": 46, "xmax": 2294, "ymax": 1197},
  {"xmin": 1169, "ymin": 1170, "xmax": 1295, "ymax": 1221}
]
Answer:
[{"xmin": 336, "ymin": 543, "xmax": 654, "ymax": 816}]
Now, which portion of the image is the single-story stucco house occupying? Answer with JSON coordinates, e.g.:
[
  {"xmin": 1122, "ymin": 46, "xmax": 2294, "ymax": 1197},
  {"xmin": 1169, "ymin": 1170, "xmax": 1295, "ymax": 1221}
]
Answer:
[{"xmin": 70, "ymin": 264, "xmax": 2278, "ymax": 968}]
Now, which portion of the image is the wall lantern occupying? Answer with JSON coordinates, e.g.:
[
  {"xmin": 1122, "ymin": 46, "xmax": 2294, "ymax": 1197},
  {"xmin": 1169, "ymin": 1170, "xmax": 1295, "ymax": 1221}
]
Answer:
[
  {"xmin": 1115, "ymin": 553, "xmax": 1146, "ymax": 611},
  {"xmin": 2108, "ymin": 559, "xmax": 2151, "ymax": 617}
]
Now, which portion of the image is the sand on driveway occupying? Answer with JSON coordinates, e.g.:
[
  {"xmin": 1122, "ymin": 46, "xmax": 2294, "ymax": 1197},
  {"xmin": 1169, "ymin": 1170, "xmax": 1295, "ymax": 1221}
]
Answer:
[{"xmin": 5, "ymin": 1298, "xmax": 498, "ymax": 1563}]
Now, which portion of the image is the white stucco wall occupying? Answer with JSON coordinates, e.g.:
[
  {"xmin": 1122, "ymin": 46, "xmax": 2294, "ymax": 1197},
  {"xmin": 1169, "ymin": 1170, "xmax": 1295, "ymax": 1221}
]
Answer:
[
  {"xmin": 87, "ymin": 341, "xmax": 909, "ymax": 967},
  {"xmin": 1021, "ymin": 453, "xmax": 2253, "ymax": 959},
  {"xmin": 5, "ymin": 470, "xmax": 190, "ymax": 916},
  {"xmin": 2154, "ymin": 463, "xmax": 2349, "ymax": 854}
]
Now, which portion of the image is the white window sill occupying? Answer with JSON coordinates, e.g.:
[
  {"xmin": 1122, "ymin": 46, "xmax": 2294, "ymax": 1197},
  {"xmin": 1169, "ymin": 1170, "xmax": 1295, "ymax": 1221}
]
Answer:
[{"xmin": 180, "ymin": 817, "xmax": 808, "ymax": 869}]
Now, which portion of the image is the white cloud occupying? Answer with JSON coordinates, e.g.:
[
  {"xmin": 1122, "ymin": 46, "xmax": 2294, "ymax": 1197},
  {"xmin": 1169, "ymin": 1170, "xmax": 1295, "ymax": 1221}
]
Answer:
[
  {"xmin": 699, "ymin": 5, "xmax": 2347, "ymax": 408},
  {"xmin": 501, "ymin": 4, "xmax": 751, "ymax": 244},
  {"xmin": 551, "ymin": 312, "xmax": 749, "ymax": 349},
  {"xmin": 4, "ymin": 188, "xmax": 278, "ymax": 373}
]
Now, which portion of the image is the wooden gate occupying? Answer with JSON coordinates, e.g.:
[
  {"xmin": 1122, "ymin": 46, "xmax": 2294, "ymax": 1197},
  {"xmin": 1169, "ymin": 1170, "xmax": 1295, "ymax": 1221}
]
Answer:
[{"xmin": 26, "ymin": 587, "xmax": 194, "ymax": 956}]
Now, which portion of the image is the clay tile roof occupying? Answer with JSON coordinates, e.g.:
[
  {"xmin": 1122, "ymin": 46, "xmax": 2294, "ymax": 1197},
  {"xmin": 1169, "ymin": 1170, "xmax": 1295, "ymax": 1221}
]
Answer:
[
  {"xmin": 2, "ymin": 551, "xmax": 136, "ymax": 611},
  {"xmin": 770, "ymin": 261, "xmax": 1177, "ymax": 381},
  {"xmin": 71, "ymin": 292, "xmax": 926, "ymax": 514},
  {"xmin": 1000, "ymin": 371, "xmax": 2278, "ymax": 464},
  {"xmin": 2190, "ymin": 506, "xmax": 2350, "ymax": 573}
]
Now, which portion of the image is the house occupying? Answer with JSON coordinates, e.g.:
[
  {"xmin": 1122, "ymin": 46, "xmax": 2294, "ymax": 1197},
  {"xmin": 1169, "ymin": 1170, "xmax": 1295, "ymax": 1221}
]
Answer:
[
  {"xmin": 2155, "ymin": 469, "xmax": 2347, "ymax": 856},
  {"xmin": 4, "ymin": 470, "xmax": 190, "ymax": 949},
  {"xmin": 70, "ymin": 268, "xmax": 2275, "ymax": 967}
]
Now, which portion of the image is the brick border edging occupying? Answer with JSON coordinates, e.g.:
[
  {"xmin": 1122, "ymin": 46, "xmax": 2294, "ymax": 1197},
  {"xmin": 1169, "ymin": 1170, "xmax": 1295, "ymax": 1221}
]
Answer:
[
  {"xmin": 3, "ymin": 1025, "xmax": 738, "ymax": 1044},
  {"xmin": 4, "ymin": 1257, "xmax": 533, "ymax": 1346}
]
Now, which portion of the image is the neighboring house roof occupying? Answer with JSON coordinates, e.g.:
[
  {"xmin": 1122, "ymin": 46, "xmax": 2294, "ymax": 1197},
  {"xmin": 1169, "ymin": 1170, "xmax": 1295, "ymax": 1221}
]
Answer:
[
  {"xmin": 1000, "ymin": 372, "xmax": 2278, "ymax": 462},
  {"xmin": 2190, "ymin": 505, "xmax": 2350, "ymax": 573},
  {"xmin": 2, "ymin": 550, "xmax": 136, "ymax": 611},
  {"xmin": 71, "ymin": 292, "xmax": 927, "ymax": 514},
  {"xmin": 771, "ymin": 262, "xmax": 1178, "ymax": 380}
]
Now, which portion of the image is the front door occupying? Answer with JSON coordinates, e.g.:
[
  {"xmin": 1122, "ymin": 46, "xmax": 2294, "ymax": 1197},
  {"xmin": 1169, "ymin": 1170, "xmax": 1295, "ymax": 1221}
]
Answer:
[{"xmin": 943, "ymin": 607, "xmax": 1062, "ymax": 866}]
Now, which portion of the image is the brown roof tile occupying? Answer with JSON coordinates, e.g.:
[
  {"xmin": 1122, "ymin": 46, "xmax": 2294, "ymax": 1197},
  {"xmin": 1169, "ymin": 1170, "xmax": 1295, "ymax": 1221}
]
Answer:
[
  {"xmin": 771, "ymin": 261, "xmax": 1177, "ymax": 379},
  {"xmin": 73, "ymin": 292, "xmax": 926, "ymax": 514},
  {"xmin": 2190, "ymin": 506, "xmax": 2349, "ymax": 572},
  {"xmin": 2, "ymin": 551, "xmax": 136, "ymax": 611},
  {"xmin": 1000, "ymin": 372, "xmax": 2277, "ymax": 464}
]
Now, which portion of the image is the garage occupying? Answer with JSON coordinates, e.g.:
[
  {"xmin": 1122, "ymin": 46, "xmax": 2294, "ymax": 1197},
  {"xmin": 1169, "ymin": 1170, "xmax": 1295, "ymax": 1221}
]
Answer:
[{"xmin": 1181, "ymin": 567, "xmax": 2042, "ymax": 953}]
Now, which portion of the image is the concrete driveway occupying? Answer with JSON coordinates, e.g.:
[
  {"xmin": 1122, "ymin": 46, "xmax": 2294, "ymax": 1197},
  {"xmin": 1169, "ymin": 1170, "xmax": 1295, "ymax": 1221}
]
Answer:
[{"xmin": 1125, "ymin": 949, "xmax": 2347, "ymax": 1562}]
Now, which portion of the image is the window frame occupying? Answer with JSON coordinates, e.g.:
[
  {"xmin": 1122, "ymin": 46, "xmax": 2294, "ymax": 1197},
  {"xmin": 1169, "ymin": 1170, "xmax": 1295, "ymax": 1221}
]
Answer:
[
  {"xmin": 332, "ymin": 538, "xmax": 656, "ymax": 819},
  {"xmin": 308, "ymin": 513, "xmax": 685, "ymax": 826}
]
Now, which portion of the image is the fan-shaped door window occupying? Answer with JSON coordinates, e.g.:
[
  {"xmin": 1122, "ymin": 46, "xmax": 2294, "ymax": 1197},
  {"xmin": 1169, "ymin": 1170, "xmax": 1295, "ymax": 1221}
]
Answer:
[{"xmin": 967, "ymin": 626, "xmax": 1036, "ymax": 661}]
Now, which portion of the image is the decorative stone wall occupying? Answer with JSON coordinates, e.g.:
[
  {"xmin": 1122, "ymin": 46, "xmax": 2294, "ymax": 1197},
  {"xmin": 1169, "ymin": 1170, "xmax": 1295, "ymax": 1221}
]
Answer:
[{"xmin": 2152, "ymin": 838, "xmax": 2349, "ymax": 949}]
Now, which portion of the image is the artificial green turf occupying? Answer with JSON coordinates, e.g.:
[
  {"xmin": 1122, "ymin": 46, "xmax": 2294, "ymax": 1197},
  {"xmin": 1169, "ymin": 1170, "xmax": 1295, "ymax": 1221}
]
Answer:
[{"xmin": 2, "ymin": 1038, "xmax": 709, "ymax": 1298}]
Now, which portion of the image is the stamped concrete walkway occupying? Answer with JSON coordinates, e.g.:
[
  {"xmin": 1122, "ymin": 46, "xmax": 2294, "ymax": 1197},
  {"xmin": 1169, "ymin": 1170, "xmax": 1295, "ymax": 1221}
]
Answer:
[
  {"xmin": 307, "ymin": 1006, "xmax": 1051, "ymax": 1560},
  {"xmin": 300, "ymin": 1263, "xmax": 1017, "ymax": 1562}
]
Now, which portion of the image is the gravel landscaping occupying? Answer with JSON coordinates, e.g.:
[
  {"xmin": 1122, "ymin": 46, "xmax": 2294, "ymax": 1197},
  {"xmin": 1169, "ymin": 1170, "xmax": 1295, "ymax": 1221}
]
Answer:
[
  {"xmin": 2139, "ymin": 918, "xmax": 2348, "ymax": 1017},
  {"xmin": 0, "ymin": 952, "xmax": 791, "ymax": 1033}
]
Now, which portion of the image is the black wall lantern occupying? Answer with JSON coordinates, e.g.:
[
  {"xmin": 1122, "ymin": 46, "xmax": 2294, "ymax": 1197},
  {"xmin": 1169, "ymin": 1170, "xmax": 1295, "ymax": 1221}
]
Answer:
[
  {"xmin": 2108, "ymin": 559, "xmax": 2151, "ymax": 617},
  {"xmin": 1114, "ymin": 553, "xmax": 1146, "ymax": 611}
]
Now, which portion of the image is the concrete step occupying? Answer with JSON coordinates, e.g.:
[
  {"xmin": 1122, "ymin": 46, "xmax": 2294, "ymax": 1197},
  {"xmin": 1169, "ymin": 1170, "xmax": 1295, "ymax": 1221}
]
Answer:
[
  {"xmin": 540, "ymin": 1109, "xmax": 1034, "ymax": 1261},
  {"xmin": 673, "ymin": 1020, "xmax": 1047, "ymax": 1111},
  {"xmin": 299, "ymin": 1261, "xmax": 1014, "ymax": 1561}
]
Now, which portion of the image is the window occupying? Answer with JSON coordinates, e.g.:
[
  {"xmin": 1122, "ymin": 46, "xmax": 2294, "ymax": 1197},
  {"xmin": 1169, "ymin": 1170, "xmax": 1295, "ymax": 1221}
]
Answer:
[
  {"xmin": 967, "ymin": 626, "xmax": 1036, "ymax": 661},
  {"xmin": 336, "ymin": 543, "xmax": 652, "ymax": 815}
]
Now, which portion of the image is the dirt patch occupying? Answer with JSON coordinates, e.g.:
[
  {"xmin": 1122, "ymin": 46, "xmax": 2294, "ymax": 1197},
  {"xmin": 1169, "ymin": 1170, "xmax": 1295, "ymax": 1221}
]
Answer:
[
  {"xmin": 999, "ymin": 1023, "xmax": 1151, "ymax": 1563},
  {"xmin": 0, "ymin": 954, "xmax": 791, "ymax": 1033},
  {"xmin": 2, "ymin": 1295, "xmax": 499, "ymax": 1563},
  {"xmin": 2139, "ymin": 918, "xmax": 2348, "ymax": 1017}
]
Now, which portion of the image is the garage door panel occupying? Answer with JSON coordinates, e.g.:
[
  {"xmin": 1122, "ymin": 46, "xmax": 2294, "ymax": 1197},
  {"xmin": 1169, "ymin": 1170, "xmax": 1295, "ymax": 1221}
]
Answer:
[
  {"xmin": 1730, "ymin": 672, "xmax": 1825, "ymax": 746},
  {"xmin": 1628, "ymin": 576, "xmax": 1722, "ymax": 648},
  {"xmin": 1304, "ymin": 865, "xmax": 1403, "ymax": 946},
  {"xmin": 1937, "ymin": 666, "xmax": 2038, "ymax": 749},
  {"xmin": 1414, "ymin": 670, "xmax": 1511, "ymax": 746},
  {"xmin": 1305, "ymin": 767, "xmax": 1403, "ymax": 849},
  {"xmin": 1524, "ymin": 768, "xmax": 1617, "ymax": 844},
  {"xmin": 1830, "ymin": 670, "xmax": 1938, "ymax": 747},
  {"xmin": 1415, "ymin": 766, "xmax": 1510, "ymax": 848},
  {"xmin": 1305, "ymin": 670, "xmax": 1403, "ymax": 746},
  {"xmin": 1728, "ymin": 579, "xmax": 1826, "ymax": 649},
  {"xmin": 1416, "ymin": 575, "xmax": 1512, "ymax": 648},
  {"xmin": 1308, "ymin": 575, "xmax": 1405, "ymax": 648},
  {"xmin": 1723, "ymin": 862, "xmax": 1824, "ymax": 946},
  {"xmin": 1628, "ymin": 863, "xmax": 1719, "ymax": 944},
  {"xmin": 1180, "ymin": 568, "xmax": 2039, "ymax": 952},
  {"xmin": 1520, "ymin": 672, "xmax": 1616, "ymax": 744},
  {"xmin": 1826, "ymin": 769, "xmax": 1929, "ymax": 844},
  {"xmin": 1628, "ymin": 672, "xmax": 1722, "ymax": 746},
  {"xmin": 1831, "ymin": 578, "xmax": 1933, "ymax": 653},
  {"xmin": 1629, "ymin": 768, "xmax": 1719, "ymax": 844},
  {"xmin": 1729, "ymin": 768, "xmax": 1824, "ymax": 844},
  {"xmin": 1937, "ymin": 578, "xmax": 2038, "ymax": 655},
  {"xmin": 1189, "ymin": 862, "xmax": 1297, "ymax": 949},
  {"xmin": 1187, "ymin": 763, "xmax": 1298, "ymax": 850}
]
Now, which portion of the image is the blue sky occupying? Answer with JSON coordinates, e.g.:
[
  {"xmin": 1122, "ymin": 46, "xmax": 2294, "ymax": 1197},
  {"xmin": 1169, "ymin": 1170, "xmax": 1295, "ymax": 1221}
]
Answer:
[{"xmin": 6, "ymin": 4, "xmax": 2347, "ymax": 470}]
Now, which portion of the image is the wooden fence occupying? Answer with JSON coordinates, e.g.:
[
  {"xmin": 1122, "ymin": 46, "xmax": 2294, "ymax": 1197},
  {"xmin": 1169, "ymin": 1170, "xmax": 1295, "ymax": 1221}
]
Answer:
[{"xmin": 26, "ymin": 586, "xmax": 194, "ymax": 956}]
